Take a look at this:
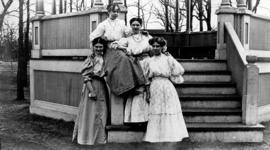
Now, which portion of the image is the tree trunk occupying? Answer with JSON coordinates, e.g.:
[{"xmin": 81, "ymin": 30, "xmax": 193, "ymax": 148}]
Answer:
[
  {"xmin": 165, "ymin": 0, "xmax": 169, "ymax": 32},
  {"xmin": 198, "ymin": 0, "xmax": 203, "ymax": 31},
  {"xmin": 23, "ymin": 0, "xmax": 30, "ymax": 87},
  {"xmin": 205, "ymin": 0, "xmax": 212, "ymax": 31},
  {"xmin": 175, "ymin": 0, "xmax": 179, "ymax": 32},
  {"xmin": 252, "ymin": 0, "xmax": 261, "ymax": 13},
  {"xmin": 17, "ymin": 0, "xmax": 25, "ymax": 100},
  {"xmin": 64, "ymin": 0, "xmax": 67, "ymax": 13},
  {"xmin": 70, "ymin": 0, "xmax": 72, "ymax": 12}
]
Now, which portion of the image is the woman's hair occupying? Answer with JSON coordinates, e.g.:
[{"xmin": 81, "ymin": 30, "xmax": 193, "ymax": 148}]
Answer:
[
  {"xmin": 148, "ymin": 37, "xmax": 167, "ymax": 47},
  {"xmin": 107, "ymin": 3, "xmax": 120, "ymax": 12},
  {"xmin": 129, "ymin": 17, "xmax": 142, "ymax": 25},
  {"xmin": 92, "ymin": 37, "xmax": 108, "ymax": 50}
]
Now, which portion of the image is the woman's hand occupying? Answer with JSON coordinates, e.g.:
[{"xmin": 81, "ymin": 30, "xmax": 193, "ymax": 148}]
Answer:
[
  {"xmin": 88, "ymin": 92, "xmax": 97, "ymax": 100},
  {"xmin": 110, "ymin": 43, "xmax": 119, "ymax": 49}
]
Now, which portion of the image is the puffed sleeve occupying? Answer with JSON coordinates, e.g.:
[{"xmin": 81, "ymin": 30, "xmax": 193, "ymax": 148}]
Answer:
[
  {"xmin": 142, "ymin": 58, "xmax": 151, "ymax": 85},
  {"xmin": 117, "ymin": 38, "xmax": 129, "ymax": 48},
  {"xmin": 89, "ymin": 22, "xmax": 105, "ymax": 42},
  {"xmin": 81, "ymin": 56, "xmax": 94, "ymax": 82},
  {"xmin": 168, "ymin": 55, "xmax": 185, "ymax": 84}
]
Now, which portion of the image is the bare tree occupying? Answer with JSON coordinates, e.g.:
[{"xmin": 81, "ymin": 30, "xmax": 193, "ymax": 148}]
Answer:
[
  {"xmin": 252, "ymin": 0, "xmax": 261, "ymax": 13},
  {"xmin": 0, "ymin": 0, "xmax": 14, "ymax": 32},
  {"xmin": 153, "ymin": 0, "xmax": 186, "ymax": 32},
  {"xmin": 23, "ymin": 0, "xmax": 30, "ymax": 87},
  {"xmin": 128, "ymin": 0, "xmax": 154, "ymax": 29},
  {"xmin": 193, "ymin": 0, "xmax": 212, "ymax": 31},
  {"xmin": 17, "ymin": 0, "xmax": 25, "ymax": 100}
]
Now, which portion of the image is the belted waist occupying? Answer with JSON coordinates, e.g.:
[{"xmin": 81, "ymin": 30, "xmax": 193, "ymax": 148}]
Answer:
[{"xmin": 133, "ymin": 52, "xmax": 149, "ymax": 60}]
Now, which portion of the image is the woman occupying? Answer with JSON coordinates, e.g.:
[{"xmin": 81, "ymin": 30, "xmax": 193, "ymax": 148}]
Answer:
[
  {"xmin": 90, "ymin": 3, "xmax": 146, "ymax": 98},
  {"xmin": 72, "ymin": 37, "xmax": 109, "ymax": 145},
  {"xmin": 143, "ymin": 37, "xmax": 189, "ymax": 142},
  {"xmin": 111, "ymin": 17, "xmax": 152, "ymax": 123}
]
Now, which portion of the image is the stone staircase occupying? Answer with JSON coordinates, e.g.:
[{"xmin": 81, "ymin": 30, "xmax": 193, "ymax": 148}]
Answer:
[{"xmin": 106, "ymin": 59, "xmax": 264, "ymax": 143}]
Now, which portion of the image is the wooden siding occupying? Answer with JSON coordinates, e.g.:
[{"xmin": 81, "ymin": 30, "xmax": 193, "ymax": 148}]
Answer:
[
  {"xmin": 259, "ymin": 73, "xmax": 270, "ymax": 106},
  {"xmin": 34, "ymin": 70, "xmax": 83, "ymax": 107},
  {"xmin": 250, "ymin": 16, "xmax": 270, "ymax": 50},
  {"xmin": 42, "ymin": 15, "xmax": 90, "ymax": 49}
]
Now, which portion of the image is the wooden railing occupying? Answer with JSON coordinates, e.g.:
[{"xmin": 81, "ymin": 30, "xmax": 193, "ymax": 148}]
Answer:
[
  {"xmin": 41, "ymin": 14, "xmax": 90, "ymax": 50},
  {"xmin": 225, "ymin": 22, "xmax": 259, "ymax": 125},
  {"xmin": 249, "ymin": 14, "xmax": 270, "ymax": 50}
]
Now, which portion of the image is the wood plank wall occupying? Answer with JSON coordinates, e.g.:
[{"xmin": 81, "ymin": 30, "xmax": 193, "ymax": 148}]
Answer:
[
  {"xmin": 250, "ymin": 16, "xmax": 270, "ymax": 50},
  {"xmin": 34, "ymin": 70, "xmax": 83, "ymax": 107},
  {"xmin": 42, "ymin": 15, "xmax": 90, "ymax": 49}
]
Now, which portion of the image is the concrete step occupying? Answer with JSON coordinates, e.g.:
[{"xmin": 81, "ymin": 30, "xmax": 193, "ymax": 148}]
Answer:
[
  {"xmin": 175, "ymin": 82, "xmax": 237, "ymax": 95},
  {"xmin": 106, "ymin": 123, "xmax": 264, "ymax": 143},
  {"xmin": 180, "ymin": 94, "xmax": 241, "ymax": 109},
  {"xmin": 178, "ymin": 59, "xmax": 227, "ymax": 71},
  {"xmin": 183, "ymin": 71, "xmax": 232, "ymax": 82},
  {"xmin": 182, "ymin": 108, "xmax": 241, "ymax": 123}
]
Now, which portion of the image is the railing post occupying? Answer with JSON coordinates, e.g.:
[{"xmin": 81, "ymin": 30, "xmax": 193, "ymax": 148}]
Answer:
[
  {"xmin": 36, "ymin": 0, "xmax": 44, "ymax": 16},
  {"xmin": 215, "ymin": 1, "xmax": 235, "ymax": 60},
  {"xmin": 220, "ymin": 0, "xmax": 231, "ymax": 8},
  {"xmin": 52, "ymin": 0, "xmax": 56, "ymax": 15},
  {"xmin": 237, "ymin": 0, "xmax": 247, "ymax": 9},
  {"xmin": 242, "ymin": 55, "xmax": 259, "ymax": 125},
  {"xmin": 235, "ymin": 0, "xmax": 251, "ymax": 50},
  {"xmin": 32, "ymin": 0, "xmax": 44, "ymax": 58}
]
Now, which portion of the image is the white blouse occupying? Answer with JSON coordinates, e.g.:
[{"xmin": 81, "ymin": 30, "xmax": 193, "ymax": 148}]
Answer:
[
  {"xmin": 89, "ymin": 18, "xmax": 130, "ymax": 42},
  {"xmin": 144, "ymin": 54, "xmax": 185, "ymax": 84},
  {"xmin": 117, "ymin": 34, "xmax": 152, "ymax": 55}
]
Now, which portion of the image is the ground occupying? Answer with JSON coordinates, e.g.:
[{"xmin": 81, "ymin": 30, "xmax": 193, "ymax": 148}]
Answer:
[{"xmin": 1, "ymin": 61, "xmax": 270, "ymax": 150}]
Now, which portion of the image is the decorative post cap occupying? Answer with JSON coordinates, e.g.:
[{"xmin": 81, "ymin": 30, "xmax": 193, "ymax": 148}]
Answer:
[
  {"xmin": 237, "ymin": 0, "xmax": 247, "ymax": 9},
  {"xmin": 113, "ymin": 0, "xmax": 123, "ymax": 5},
  {"xmin": 93, "ymin": 0, "xmax": 104, "ymax": 7},
  {"xmin": 220, "ymin": 0, "xmax": 232, "ymax": 8}
]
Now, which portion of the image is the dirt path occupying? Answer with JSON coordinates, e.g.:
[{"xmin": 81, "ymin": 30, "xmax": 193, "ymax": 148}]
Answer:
[{"xmin": 1, "ymin": 61, "xmax": 270, "ymax": 150}]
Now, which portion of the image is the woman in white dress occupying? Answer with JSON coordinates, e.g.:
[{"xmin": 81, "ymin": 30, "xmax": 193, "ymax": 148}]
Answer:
[
  {"xmin": 143, "ymin": 37, "xmax": 189, "ymax": 142},
  {"xmin": 72, "ymin": 37, "xmax": 109, "ymax": 145},
  {"xmin": 111, "ymin": 17, "xmax": 152, "ymax": 123}
]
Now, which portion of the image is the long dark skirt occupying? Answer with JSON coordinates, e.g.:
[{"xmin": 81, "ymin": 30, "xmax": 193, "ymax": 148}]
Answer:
[{"xmin": 104, "ymin": 49, "xmax": 146, "ymax": 96}]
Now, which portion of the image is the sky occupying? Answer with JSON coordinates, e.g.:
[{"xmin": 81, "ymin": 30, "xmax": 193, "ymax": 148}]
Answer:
[{"xmin": 2, "ymin": 0, "xmax": 270, "ymax": 31}]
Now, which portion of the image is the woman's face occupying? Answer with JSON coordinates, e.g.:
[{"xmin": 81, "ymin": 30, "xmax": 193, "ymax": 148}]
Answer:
[
  {"xmin": 131, "ymin": 21, "xmax": 142, "ymax": 33},
  {"xmin": 151, "ymin": 42, "xmax": 162, "ymax": 56},
  {"xmin": 93, "ymin": 43, "xmax": 104, "ymax": 56},
  {"xmin": 109, "ymin": 10, "xmax": 119, "ymax": 20}
]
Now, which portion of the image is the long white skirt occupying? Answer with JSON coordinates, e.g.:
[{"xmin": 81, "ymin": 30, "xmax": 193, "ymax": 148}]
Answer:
[
  {"xmin": 143, "ymin": 77, "xmax": 189, "ymax": 142},
  {"xmin": 124, "ymin": 90, "xmax": 149, "ymax": 123}
]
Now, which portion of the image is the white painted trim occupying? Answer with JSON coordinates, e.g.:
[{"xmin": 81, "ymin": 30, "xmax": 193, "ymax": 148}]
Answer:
[
  {"xmin": 247, "ymin": 50, "xmax": 270, "ymax": 57},
  {"xmin": 258, "ymin": 104, "xmax": 270, "ymax": 122},
  {"xmin": 224, "ymin": 22, "xmax": 248, "ymax": 65},
  {"xmin": 30, "ymin": 60, "xmax": 82, "ymax": 73},
  {"xmin": 31, "ymin": 49, "xmax": 41, "ymax": 58},
  {"xmin": 30, "ymin": 61, "xmax": 35, "ymax": 105},
  {"xmin": 30, "ymin": 100, "xmax": 78, "ymax": 121},
  {"xmin": 41, "ymin": 49, "xmax": 90, "ymax": 56},
  {"xmin": 33, "ymin": 21, "xmax": 41, "ymax": 50},
  {"xmin": 255, "ymin": 63, "xmax": 270, "ymax": 73}
]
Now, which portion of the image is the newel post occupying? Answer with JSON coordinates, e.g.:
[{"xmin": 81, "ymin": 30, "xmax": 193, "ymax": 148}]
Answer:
[
  {"xmin": 31, "ymin": 0, "xmax": 44, "ymax": 58},
  {"xmin": 235, "ymin": 0, "xmax": 252, "ymax": 50},
  {"xmin": 242, "ymin": 55, "xmax": 259, "ymax": 125},
  {"xmin": 215, "ymin": 0, "xmax": 235, "ymax": 60}
]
